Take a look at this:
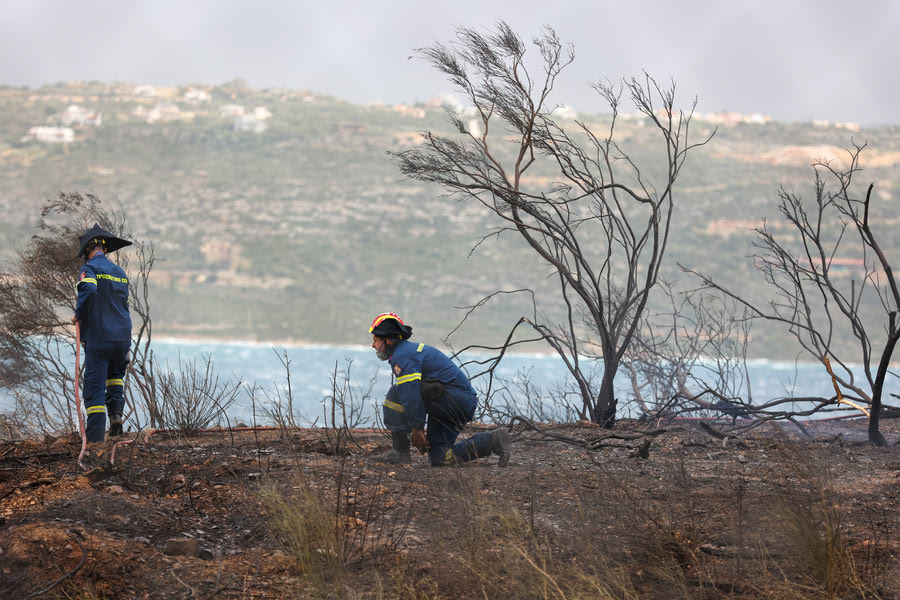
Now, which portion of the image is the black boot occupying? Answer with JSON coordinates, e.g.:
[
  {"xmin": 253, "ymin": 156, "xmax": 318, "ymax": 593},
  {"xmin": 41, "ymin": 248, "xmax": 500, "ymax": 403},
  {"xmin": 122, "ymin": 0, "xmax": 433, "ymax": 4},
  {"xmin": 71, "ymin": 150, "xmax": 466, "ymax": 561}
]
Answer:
[
  {"xmin": 491, "ymin": 428, "xmax": 511, "ymax": 467},
  {"xmin": 373, "ymin": 431, "xmax": 411, "ymax": 464},
  {"xmin": 109, "ymin": 416, "xmax": 124, "ymax": 437}
]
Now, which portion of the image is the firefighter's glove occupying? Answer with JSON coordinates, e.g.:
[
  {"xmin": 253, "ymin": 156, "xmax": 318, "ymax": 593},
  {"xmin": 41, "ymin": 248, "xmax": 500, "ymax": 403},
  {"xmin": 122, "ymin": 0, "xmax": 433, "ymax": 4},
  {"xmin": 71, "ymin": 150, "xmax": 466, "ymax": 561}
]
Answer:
[{"xmin": 411, "ymin": 428, "xmax": 429, "ymax": 454}]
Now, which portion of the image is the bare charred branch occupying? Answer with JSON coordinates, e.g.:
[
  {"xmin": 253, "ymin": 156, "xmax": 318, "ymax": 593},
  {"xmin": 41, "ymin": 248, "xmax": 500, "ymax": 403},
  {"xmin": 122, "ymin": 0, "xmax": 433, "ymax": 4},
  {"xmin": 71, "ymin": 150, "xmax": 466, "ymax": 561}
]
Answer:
[
  {"xmin": 684, "ymin": 143, "xmax": 896, "ymax": 445},
  {"xmin": 393, "ymin": 22, "xmax": 711, "ymax": 425},
  {"xmin": 0, "ymin": 192, "xmax": 158, "ymax": 440}
]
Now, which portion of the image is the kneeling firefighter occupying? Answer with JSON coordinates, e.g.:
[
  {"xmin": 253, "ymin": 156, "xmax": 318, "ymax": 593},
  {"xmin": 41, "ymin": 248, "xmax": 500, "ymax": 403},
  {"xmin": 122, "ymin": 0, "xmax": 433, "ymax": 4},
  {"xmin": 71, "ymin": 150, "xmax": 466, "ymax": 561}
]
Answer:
[{"xmin": 369, "ymin": 313, "xmax": 510, "ymax": 467}]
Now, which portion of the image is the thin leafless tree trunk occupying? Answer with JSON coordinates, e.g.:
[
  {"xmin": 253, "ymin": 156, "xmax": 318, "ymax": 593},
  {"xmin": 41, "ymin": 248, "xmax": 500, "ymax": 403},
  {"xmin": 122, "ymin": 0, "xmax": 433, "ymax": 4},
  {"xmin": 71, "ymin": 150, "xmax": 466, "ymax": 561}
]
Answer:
[
  {"xmin": 392, "ymin": 22, "xmax": 711, "ymax": 423},
  {"xmin": 685, "ymin": 143, "xmax": 897, "ymax": 445}
]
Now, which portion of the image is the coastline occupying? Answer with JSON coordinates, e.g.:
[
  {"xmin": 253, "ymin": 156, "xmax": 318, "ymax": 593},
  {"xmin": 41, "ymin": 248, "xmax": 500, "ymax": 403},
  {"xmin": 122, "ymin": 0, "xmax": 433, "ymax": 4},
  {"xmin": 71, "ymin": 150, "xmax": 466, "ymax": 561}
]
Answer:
[
  {"xmin": 148, "ymin": 336, "xmax": 888, "ymax": 366},
  {"xmin": 149, "ymin": 335, "xmax": 561, "ymax": 357}
]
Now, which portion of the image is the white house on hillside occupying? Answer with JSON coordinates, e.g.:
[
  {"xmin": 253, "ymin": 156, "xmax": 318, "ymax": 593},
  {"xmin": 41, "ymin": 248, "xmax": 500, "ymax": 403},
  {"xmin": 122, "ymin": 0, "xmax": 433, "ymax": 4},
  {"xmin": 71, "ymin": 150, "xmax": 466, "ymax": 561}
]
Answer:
[
  {"xmin": 60, "ymin": 105, "xmax": 102, "ymax": 127},
  {"xmin": 25, "ymin": 126, "xmax": 75, "ymax": 143},
  {"xmin": 184, "ymin": 88, "xmax": 211, "ymax": 103}
]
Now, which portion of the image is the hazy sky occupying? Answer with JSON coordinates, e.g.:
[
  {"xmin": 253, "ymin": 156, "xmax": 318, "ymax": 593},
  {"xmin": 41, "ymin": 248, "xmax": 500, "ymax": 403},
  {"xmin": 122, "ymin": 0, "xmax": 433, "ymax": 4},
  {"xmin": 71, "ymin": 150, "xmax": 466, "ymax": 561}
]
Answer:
[{"xmin": 2, "ymin": 0, "xmax": 898, "ymax": 126}]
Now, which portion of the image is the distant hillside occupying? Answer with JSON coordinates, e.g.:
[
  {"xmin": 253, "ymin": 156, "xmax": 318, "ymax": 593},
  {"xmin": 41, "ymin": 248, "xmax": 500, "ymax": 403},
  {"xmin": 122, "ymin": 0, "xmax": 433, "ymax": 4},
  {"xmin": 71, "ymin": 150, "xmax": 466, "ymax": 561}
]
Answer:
[{"xmin": 1, "ymin": 81, "xmax": 899, "ymax": 359}]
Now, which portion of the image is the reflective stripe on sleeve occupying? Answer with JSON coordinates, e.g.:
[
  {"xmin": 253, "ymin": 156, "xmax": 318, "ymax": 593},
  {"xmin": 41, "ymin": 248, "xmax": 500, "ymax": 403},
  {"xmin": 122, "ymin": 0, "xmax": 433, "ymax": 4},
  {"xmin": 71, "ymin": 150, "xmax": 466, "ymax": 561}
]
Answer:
[
  {"xmin": 396, "ymin": 373, "xmax": 422, "ymax": 385},
  {"xmin": 383, "ymin": 399, "xmax": 405, "ymax": 413},
  {"xmin": 75, "ymin": 277, "xmax": 97, "ymax": 293}
]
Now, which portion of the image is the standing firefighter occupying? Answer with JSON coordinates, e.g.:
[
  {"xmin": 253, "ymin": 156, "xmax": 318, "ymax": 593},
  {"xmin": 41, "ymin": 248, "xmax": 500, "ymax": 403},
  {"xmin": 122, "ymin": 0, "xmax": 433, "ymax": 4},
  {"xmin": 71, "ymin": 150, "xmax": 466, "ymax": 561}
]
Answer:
[
  {"xmin": 72, "ymin": 224, "xmax": 132, "ymax": 442},
  {"xmin": 369, "ymin": 313, "xmax": 510, "ymax": 467}
]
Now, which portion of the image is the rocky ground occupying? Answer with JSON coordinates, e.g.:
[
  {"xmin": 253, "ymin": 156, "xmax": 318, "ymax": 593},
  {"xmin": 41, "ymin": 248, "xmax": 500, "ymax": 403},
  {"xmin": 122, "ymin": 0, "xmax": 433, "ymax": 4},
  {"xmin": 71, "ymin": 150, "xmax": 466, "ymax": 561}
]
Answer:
[{"xmin": 1, "ymin": 418, "xmax": 899, "ymax": 599}]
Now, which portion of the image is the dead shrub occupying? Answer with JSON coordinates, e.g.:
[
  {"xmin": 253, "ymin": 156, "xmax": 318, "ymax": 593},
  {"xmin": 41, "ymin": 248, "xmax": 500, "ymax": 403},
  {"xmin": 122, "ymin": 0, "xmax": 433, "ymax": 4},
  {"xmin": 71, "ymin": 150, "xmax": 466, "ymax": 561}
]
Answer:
[
  {"xmin": 259, "ymin": 476, "xmax": 345, "ymax": 593},
  {"xmin": 766, "ymin": 442, "xmax": 889, "ymax": 599},
  {"xmin": 258, "ymin": 458, "xmax": 412, "ymax": 598},
  {"xmin": 156, "ymin": 354, "xmax": 241, "ymax": 435},
  {"xmin": 439, "ymin": 471, "xmax": 643, "ymax": 600}
]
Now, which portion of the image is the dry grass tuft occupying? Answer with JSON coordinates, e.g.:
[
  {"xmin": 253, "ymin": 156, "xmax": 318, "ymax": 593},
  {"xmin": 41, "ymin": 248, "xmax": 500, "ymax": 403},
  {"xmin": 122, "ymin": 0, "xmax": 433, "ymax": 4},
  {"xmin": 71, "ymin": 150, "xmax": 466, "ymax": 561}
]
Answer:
[{"xmin": 766, "ymin": 441, "xmax": 889, "ymax": 599}]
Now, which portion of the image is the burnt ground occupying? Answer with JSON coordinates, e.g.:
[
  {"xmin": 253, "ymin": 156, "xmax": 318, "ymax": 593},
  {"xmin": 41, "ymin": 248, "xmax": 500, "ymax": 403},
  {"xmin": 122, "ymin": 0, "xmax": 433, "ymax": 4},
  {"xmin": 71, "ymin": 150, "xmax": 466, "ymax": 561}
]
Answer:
[{"xmin": 1, "ymin": 418, "xmax": 899, "ymax": 599}]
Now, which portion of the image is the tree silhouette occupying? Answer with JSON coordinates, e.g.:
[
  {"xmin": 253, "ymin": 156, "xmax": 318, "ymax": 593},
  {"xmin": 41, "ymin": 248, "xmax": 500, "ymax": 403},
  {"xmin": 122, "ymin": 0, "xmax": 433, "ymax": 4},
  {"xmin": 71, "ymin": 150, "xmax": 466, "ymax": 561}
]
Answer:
[
  {"xmin": 392, "ymin": 22, "xmax": 711, "ymax": 423},
  {"xmin": 686, "ymin": 143, "xmax": 898, "ymax": 445}
]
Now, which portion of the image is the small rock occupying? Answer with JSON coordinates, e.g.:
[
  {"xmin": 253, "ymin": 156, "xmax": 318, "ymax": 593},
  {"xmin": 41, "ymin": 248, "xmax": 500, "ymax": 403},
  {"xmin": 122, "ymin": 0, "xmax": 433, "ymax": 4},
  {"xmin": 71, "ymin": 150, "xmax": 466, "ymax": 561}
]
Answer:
[
  {"xmin": 107, "ymin": 485, "xmax": 125, "ymax": 494},
  {"xmin": 164, "ymin": 537, "xmax": 199, "ymax": 558},
  {"xmin": 199, "ymin": 548, "xmax": 216, "ymax": 560}
]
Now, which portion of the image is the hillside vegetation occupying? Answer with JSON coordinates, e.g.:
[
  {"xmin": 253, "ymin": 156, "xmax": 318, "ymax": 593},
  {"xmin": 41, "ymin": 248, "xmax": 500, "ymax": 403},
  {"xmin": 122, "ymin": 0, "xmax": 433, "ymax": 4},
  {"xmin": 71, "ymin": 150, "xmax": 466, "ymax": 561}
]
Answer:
[{"xmin": 1, "ymin": 81, "xmax": 899, "ymax": 358}]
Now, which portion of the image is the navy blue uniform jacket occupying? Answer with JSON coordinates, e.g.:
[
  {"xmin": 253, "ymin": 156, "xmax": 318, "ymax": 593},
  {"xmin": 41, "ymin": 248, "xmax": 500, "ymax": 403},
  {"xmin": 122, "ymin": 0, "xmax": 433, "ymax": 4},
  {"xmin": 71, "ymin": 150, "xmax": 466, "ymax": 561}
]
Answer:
[
  {"xmin": 75, "ymin": 253, "xmax": 132, "ymax": 342},
  {"xmin": 388, "ymin": 339, "xmax": 477, "ymax": 430}
]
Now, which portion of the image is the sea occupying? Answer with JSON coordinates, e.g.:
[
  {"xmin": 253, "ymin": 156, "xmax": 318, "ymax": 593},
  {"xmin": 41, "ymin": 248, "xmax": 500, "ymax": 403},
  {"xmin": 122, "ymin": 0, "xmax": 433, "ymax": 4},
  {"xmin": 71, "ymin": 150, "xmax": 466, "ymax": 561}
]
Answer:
[
  {"xmin": 134, "ymin": 339, "xmax": 900, "ymax": 426},
  {"xmin": 4, "ymin": 338, "xmax": 897, "ymax": 428}
]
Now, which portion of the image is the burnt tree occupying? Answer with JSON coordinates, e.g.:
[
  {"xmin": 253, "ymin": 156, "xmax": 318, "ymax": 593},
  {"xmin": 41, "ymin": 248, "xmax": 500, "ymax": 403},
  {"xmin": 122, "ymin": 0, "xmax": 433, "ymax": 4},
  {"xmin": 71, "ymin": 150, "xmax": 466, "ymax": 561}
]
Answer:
[
  {"xmin": 687, "ymin": 144, "xmax": 898, "ymax": 445},
  {"xmin": 392, "ymin": 22, "xmax": 711, "ymax": 423}
]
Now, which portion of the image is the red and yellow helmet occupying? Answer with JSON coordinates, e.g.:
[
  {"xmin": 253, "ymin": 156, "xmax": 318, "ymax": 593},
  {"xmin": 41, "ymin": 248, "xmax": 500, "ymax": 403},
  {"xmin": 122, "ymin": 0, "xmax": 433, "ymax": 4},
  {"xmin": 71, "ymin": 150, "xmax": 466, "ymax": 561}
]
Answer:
[{"xmin": 369, "ymin": 313, "xmax": 413, "ymax": 339}]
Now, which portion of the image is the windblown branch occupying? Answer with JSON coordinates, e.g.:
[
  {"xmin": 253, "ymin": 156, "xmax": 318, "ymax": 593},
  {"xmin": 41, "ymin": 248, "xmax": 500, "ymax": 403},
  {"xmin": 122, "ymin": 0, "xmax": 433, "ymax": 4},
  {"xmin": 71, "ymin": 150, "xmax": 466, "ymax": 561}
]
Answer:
[{"xmin": 393, "ymin": 22, "xmax": 711, "ymax": 424}]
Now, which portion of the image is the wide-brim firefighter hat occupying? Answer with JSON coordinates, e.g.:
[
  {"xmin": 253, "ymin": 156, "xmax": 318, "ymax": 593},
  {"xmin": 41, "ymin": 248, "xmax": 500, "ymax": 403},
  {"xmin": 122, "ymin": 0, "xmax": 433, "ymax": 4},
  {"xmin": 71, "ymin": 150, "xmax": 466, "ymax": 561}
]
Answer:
[
  {"xmin": 369, "ymin": 313, "xmax": 413, "ymax": 339},
  {"xmin": 77, "ymin": 223, "xmax": 132, "ymax": 258}
]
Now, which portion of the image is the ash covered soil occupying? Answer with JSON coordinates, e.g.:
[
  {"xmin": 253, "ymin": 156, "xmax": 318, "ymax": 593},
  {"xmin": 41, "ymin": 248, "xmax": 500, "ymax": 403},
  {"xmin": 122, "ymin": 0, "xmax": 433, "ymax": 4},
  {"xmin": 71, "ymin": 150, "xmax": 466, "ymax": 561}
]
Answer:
[{"xmin": 1, "ymin": 418, "xmax": 899, "ymax": 599}]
